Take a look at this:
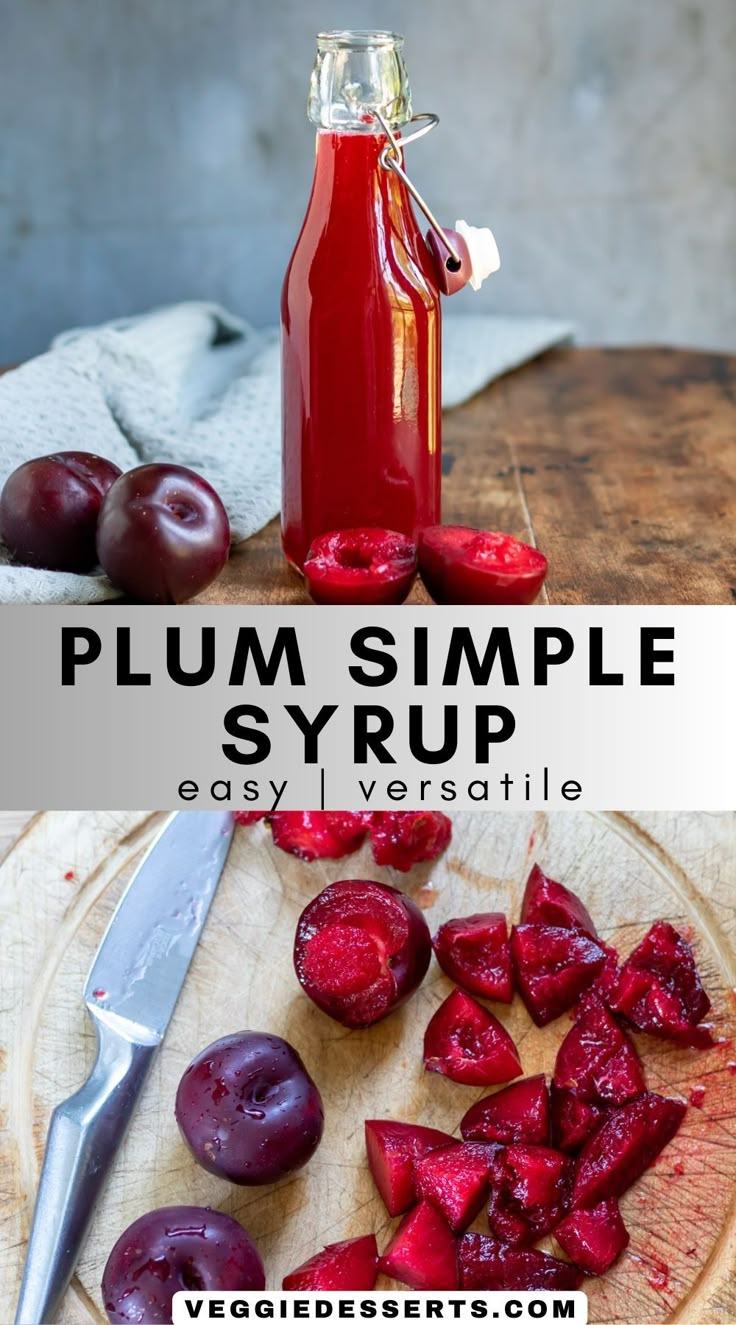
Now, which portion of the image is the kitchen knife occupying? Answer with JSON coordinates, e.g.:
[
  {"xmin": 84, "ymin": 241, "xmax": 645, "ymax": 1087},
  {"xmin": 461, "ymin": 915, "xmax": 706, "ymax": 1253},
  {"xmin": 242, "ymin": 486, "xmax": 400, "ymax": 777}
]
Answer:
[{"xmin": 15, "ymin": 810, "xmax": 235, "ymax": 1325}]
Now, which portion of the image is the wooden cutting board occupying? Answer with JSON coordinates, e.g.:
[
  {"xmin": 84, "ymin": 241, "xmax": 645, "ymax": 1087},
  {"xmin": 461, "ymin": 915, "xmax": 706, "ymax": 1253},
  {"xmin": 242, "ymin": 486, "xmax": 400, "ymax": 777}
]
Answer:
[{"xmin": 2, "ymin": 811, "xmax": 736, "ymax": 1324}]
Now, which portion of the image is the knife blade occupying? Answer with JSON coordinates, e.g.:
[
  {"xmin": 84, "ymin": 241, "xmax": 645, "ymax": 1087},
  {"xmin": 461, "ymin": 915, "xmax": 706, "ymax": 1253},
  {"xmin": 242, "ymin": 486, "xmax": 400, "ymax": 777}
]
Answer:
[{"xmin": 15, "ymin": 810, "xmax": 234, "ymax": 1325}]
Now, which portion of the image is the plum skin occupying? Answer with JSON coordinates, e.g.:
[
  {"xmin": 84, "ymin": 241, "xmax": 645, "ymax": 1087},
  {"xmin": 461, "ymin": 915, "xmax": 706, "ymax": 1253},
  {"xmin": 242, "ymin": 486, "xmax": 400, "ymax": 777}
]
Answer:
[
  {"xmin": 101, "ymin": 1205, "xmax": 264, "ymax": 1322},
  {"xmin": 0, "ymin": 451, "xmax": 121, "ymax": 571},
  {"xmin": 96, "ymin": 462, "xmax": 230, "ymax": 603},
  {"xmin": 175, "ymin": 1031, "xmax": 324, "ymax": 1185}
]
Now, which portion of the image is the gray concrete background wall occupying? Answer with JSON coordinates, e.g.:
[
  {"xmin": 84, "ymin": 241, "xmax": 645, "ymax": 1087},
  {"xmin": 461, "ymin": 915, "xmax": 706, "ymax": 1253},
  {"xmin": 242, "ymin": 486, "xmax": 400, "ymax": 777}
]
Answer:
[{"xmin": 1, "ymin": 0, "xmax": 734, "ymax": 362}]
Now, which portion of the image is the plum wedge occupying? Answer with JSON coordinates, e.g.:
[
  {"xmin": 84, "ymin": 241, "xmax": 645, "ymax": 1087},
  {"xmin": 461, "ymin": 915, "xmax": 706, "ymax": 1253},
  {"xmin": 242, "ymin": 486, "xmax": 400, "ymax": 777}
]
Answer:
[
  {"xmin": 424, "ymin": 989, "xmax": 522, "ymax": 1086},
  {"xmin": 380, "ymin": 1201, "xmax": 458, "ymax": 1289},
  {"xmin": 554, "ymin": 1000, "xmax": 645, "ymax": 1106},
  {"xmin": 415, "ymin": 1141, "xmax": 497, "ymax": 1231},
  {"xmin": 271, "ymin": 811, "xmax": 370, "ymax": 861},
  {"xmin": 365, "ymin": 1120, "xmax": 453, "ymax": 1216},
  {"xmin": 294, "ymin": 880, "xmax": 431, "ymax": 1027},
  {"xmin": 550, "ymin": 1087, "xmax": 604, "ymax": 1154},
  {"xmin": 461, "ymin": 1075, "xmax": 549, "ymax": 1146},
  {"xmin": 282, "ymin": 1235, "xmax": 379, "ymax": 1290},
  {"xmin": 607, "ymin": 920, "xmax": 713, "ymax": 1047},
  {"xmin": 432, "ymin": 912, "xmax": 512, "ymax": 1002},
  {"xmin": 370, "ymin": 811, "xmax": 452, "ymax": 872},
  {"xmin": 554, "ymin": 1199, "xmax": 629, "ymax": 1276},
  {"xmin": 487, "ymin": 1144, "xmax": 573, "ymax": 1245},
  {"xmin": 573, "ymin": 1091, "xmax": 687, "ymax": 1207},
  {"xmin": 511, "ymin": 924, "xmax": 608, "ymax": 1026},
  {"xmin": 458, "ymin": 1234, "xmax": 582, "ymax": 1291},
  {"xmin": 521, "ymin": 864, "xmax": 599, "ymax": 937}
]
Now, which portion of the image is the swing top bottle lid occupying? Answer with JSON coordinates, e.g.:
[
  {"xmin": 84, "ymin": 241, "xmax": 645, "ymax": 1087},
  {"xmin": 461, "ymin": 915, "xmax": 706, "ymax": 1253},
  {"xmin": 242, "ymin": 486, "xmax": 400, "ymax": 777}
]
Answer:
[{"xmin": 309, "ymin": 30, "xmax": 412, "ymax": 129}]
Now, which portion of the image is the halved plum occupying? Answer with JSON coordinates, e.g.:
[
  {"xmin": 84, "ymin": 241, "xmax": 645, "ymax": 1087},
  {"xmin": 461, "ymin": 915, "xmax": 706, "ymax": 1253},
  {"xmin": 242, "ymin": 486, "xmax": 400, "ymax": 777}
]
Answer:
[
  {"xmin": 304, "ymin": 528, "xmax": 417, "ymax": 606},
  {"xmin": 607, "ymin": 920, "xmax": 713, "ymax": 1047},
  {"xmin": 458, "ymin": 1234, "xmax": 582, "ymax": 1291},
  {"xmin": 294, "ymin": 880, "xmax": 431, "ymax": 1027},
  {"xmin": 461, "ymin": 1075, "xmax": 549, "ymax": 1146},
  {"xmin": 282, "ymin": 1234, "xmax": 379, "ymax": 1290},
  {"xmin": 554, "ymin": 1199, "xmax": 629, "ymax": 1277},
  {"xmin": 511, "ymin": 924, "xmax": 607, "ymax": 1026},
  {"xmin": 365, "ymin": 1120, "xmax": 453, "ymax": 1216},
  {"xmin": 550, "ymin": 1087, "xmax": 604, "ymax": 1154},
  {"xmin": 521, "ymin": 864, "xmax": 598, "ymax": 937},
  {"xmin": 415, "ymin": 1141, "xmax": 497, "ymax": 1231},
  {"xmin": 379, "ymin": 1201, "xmax": 458, "ymax": 1289},
  {"xmin": 418, "ymin": 525, "xmax": 548, "ymax": 606},
  {"xmin": 432, "ymin": 912, "xmax": 512, "ymax": 1002},
  {"xmin": 573, "ymin": 1091, "xmax": 687, "ymax": 1208},
  {"xmin": 487, "ymin": 1144, "xmax": 573, "ymax": 1245},
  {"xmin": 271, "ymin": 811, "xmax": 370, "ymax": 861},
  {"xmin": 370, "ymin": 811, "xmax": 452, "ymax": 872},
  {"xmin": 423, "ymin": 989, "xmax": 522, "ymax": 1086},
  {"xmin": 554, "ymin": 1000, "xmax": 645, "ymax": 1106}
]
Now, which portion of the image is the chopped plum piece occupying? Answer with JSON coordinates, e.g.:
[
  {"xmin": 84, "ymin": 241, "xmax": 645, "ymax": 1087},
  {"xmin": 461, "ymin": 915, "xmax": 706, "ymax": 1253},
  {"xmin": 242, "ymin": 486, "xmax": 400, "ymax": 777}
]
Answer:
[
  {"xmin": 458, "ymin": 1234, "xmax": 583, "ymax": 1291},
  {"xmin": 550, "ymin": 1087, "xmax": 604, "ymax": 1154},
  {"xmin": 370, "ymin": 811, "xmax": 452, "ymax": 872},
  {"xmin": 554, "ymin": 1199, "xmax": 629, "ymax": 1276},
  {"xmin": 294, "ymin": 880, "xmax": 431, "ymax": 1027},
  {"xmin": 304, "ymin": 527, "xmax": 417, "ymax": 606},
  {"xmin": 282, "ymin": 1235, "xmax": 379, "ymax": 1290},
  {"xmin": 573, "ymin": 1091, "xmax": 687, "ymax": 1208},
  {"xmin": 234, "ymin": 811, "xmax": 267, "ymax": 825},
  {"xmin": 418, "ymin": 526, "xmax": 548, "ymax": 607},
  {"xmin": 511, "ymin": 924, "xmax": 607, "ymax": 1026},
  {"xmin": 554, "ymin": 1000, "xmax": 645, "ymax": 1106},
  {"xmin": 521, "ymin": 864, "xmax": 599, "ymax": 937},
  {"xmin": 379, "ymin": 1201, "xmax": 458, "ymax": 1289},
  {"xmin": 607, "ymin": 921, "xmax": 713, "ymax": 1047},
  {"xmin": 365, "ymin": 1120, "xmax": 453, "ymax": 1216},
  {"xmin": 575, "ymin": 943, "xmax": 621, "ymax": 1017},
  {"xmin": 461, "ymin": 1075, "xmax": 549, "ymax": 1146},
  {"xmin": 487, "ymin": 1144, "xmax": 573, "ymax": 1245},
  {"xmin": 432, "ymin": 912, "xmax": 512, "ymax": 1002},
  {"xmin": 423, "ymin": 988, "xmax": 522, "ymax": 1086},
  {"xmin": 271, "ymin": 811, "xmax": 370, "ymax": 861},
  {"xmin": 415, "ymin": 1141, "xmax": 497, "ymax": 1231}
]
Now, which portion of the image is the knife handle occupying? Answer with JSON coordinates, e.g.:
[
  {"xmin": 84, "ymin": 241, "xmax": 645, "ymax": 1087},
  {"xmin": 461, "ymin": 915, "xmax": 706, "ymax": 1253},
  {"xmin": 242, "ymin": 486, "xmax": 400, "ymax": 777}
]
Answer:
[{"xmin": 15, "ymin": 1010, "xmax": 159, "ymax": 1325}]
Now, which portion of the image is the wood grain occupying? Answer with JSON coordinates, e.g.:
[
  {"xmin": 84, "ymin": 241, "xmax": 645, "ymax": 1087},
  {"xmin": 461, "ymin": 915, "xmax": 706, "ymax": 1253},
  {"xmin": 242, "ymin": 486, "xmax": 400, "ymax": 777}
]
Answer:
[
  {"xmin": 2, "ymin": 811, "xmax": 735, "ymax": 1324},
  {"xmin": 198, "ymin": 347, "xmax": 736, "ymax": 607}
]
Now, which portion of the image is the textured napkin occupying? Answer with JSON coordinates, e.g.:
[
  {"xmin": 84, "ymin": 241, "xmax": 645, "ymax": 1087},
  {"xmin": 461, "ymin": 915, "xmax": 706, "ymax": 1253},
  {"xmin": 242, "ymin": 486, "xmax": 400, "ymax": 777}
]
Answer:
[{"xmin": 0, "ymin": 303, "xmax": 572, "ymax": 603}]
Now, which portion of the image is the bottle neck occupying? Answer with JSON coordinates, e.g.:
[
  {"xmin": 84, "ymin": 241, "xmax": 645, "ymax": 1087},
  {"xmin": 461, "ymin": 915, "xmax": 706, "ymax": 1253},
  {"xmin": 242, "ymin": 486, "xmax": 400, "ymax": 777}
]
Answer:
[{"xmin": 309, "ymin": 31, "xmax": 412, "ymax": 130}]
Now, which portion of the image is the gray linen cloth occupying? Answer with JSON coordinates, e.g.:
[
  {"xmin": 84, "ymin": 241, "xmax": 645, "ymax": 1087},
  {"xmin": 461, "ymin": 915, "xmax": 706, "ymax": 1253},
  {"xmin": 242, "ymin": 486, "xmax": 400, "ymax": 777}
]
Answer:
[{"xmin": 0, "ymin": 303, "xmax": 572, "ymax": 603}]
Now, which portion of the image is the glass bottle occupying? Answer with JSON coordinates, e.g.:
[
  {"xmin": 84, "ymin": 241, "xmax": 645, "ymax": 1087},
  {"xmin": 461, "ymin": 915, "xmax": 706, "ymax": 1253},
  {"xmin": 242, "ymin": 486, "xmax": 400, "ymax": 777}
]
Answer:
[{"xmin": 281, "ymin": 30, "xmax": 441, "ymax": 571}]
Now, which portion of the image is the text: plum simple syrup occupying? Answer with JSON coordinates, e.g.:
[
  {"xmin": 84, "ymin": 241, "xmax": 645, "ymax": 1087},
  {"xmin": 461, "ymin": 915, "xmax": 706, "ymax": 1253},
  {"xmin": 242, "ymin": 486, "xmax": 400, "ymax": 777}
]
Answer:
[{"xmin": 281, "ymin": 31, "xmax": 441, "ymax": 570}]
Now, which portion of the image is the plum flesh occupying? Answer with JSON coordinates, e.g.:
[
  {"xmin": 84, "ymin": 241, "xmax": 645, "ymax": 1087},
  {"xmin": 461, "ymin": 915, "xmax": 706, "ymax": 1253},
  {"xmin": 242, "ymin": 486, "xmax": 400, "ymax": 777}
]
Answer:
[
  {"xmin": 282, "ymin": 1234, "xmax": 379, "ymax": 1290},
  {"xmin": 175, "ymin": 1031, "xmax": 323, "ymax": 1185},
  {"xmin": 304, "ymin": 527, "xmax": 417, "ymax": 605},
  {"xmin": 607, "ymin": 920, "xmax": 713, "ymax": 1046},
  {"xmin": 365, "ymin": 1119, "xmax": 453, "ymax": 1215},
  {"xmin": 415, "ymin": 1141, "xmax": 497, "ymax": 1231},
  {"xmin": 573, "ymin": 1091, "xmax": 687, "ymax": 1207},
  {"xmin": 521, "ymin": 863, "xmax": 599, "ymax": 937},
  {"xmin": 270, "ymin": 811, "xmax": 370, "ymax": 861},
  {"xmin": 554, "ymin": 1198, "xmax": 629, "ymax": 1276},
  {"xmin": 423, "ymin": 988, "xmax": 522, "ymax": 1086},
  {"xmin": 369, "ymin": 811, "xmax": 452, "ymax": 872},
  {"xmin": 458, "ymin": 1233, "xmax": 582, "ymax": 1291},
  {"xmin": 101, "ymin": 1206, "xmax": 264, "ymax": 1322},
  {"xmin": 511, "ymin": 924, "xmax": 607, "ymax": 1026},
  {"xmin": 487, "ymin": 1144, "xmax": 573, "ymax": 1245},
  {"xmin": 294, "ymin": 880, "xmax": 431, "ymax": 1027},
  {"xmin": 554, "ymin": 1000, "xmax": 645, "ymax": 1106},
  {"xmin": 379, "ymin": 1201, "xmax": 458, "ymax": 1289},
  {"xmin": 461, "ymin": 1075, "xmax": 549, "ymax": 1146},
  {"xmin": 432, "ymin": 911, "xmax": 512, "ymax": 1002}
]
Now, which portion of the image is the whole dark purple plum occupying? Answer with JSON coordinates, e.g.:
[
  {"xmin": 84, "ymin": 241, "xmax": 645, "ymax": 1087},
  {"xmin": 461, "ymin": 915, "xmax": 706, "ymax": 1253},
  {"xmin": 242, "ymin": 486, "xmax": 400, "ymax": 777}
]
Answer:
[
  {"xmin": 175, "ymin": 1031, "xmax": 324, "ymax": 1185},
  {"xmin": 0, "ymin": 451, "xmax": 121, "ymax": 571},
  {"xmin": 101, "ymin": 1205, "xmax": 264, "ymax": 1322},
  {"xmin": 96, "ymin": 463, "xmax": 230, "ymax": 603}
]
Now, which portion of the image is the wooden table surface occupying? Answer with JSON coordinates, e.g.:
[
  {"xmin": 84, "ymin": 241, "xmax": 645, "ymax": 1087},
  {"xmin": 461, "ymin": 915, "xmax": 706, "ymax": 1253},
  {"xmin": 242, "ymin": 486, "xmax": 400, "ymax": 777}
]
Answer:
[{"xmin": 200, "ymin": 346, "xmax": 736, "ymax": 606}]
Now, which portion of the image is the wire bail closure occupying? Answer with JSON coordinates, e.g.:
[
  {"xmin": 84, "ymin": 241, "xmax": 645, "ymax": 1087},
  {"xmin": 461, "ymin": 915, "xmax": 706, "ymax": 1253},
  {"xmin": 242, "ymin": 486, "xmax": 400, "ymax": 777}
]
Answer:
[{"xmin": 374, "ymin": 109, "xmax": 462, "ymax": 269}]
